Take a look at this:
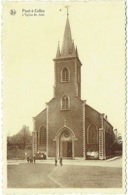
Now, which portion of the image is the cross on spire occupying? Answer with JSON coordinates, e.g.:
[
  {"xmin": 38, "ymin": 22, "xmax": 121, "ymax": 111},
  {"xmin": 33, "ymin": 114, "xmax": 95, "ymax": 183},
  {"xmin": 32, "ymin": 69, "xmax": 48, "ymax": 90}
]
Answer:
[{"xmin": 65, "ymin": 5, "xmax": 70, "ymax": 16}]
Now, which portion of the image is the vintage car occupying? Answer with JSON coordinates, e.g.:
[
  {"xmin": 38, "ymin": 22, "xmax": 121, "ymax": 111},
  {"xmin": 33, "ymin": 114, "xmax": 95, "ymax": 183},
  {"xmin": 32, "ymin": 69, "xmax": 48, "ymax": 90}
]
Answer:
[{"xmin": 35, "ymin": 151, "xmax": 46, "ymax": 160}]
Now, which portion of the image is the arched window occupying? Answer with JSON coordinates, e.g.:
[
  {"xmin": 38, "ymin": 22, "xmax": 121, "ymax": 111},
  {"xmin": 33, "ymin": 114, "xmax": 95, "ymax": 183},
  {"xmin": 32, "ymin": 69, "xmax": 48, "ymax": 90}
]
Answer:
[
  {"xmin": 62, "ymin": 67, "xmax": 70, "ymax": 82},
  {"xmin": 87, "ymin": 124, "xmax": 98, "ymax": 144},
  {"xmin": 61, "ymin": 95, "xmax": 70, "ymax": 110},
  {"xmin": 39, "ymin": 126, "xmax": 46, "ymax": 145}
]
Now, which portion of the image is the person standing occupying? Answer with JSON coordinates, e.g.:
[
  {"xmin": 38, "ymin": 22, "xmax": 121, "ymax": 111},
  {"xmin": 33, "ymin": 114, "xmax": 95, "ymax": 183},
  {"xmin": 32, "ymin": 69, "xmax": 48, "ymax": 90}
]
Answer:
[
  {"xmin": 33, "ymin": 155, "xmax": 36, "ymax": 163},
  {"xmin": 31, "ymin": 156, "xmax": 33, "ymax": 163},
  {"xmin": 55, "ymin": 157, "xmax": 58, "ymax": 166},
  {"xmin": 27, "ymin": 156, "xmax": 29, "ymax": 163},
  {"xmin": 29, "ymin": 156, "xmax": 32, "ymax": 163},
  {"xmin": 59, "ymin": 156, "xmax": 63, "ymax": 166}
]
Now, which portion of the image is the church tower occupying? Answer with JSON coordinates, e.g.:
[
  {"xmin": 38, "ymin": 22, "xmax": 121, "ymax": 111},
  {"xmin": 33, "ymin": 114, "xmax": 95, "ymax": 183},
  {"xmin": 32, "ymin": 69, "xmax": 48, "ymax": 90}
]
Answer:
[
  {"xmin": 32, "ymin": 13, "xmax": 86, "ymax": 160},
  {"xmin": 53, "ymin": 15, "xmax": 82, "ymax": 100},
  {"xmin": 45, "ymin": 14, "xmax": 85, "ymax": 159}
]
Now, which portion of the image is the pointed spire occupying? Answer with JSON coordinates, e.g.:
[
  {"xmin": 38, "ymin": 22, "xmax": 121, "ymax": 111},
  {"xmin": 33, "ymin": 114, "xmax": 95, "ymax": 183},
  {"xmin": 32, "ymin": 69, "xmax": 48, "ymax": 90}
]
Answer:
[
  {"xmin": 61, "ymin": 16, "xmax": 73, "ymax": 57},
  {"xmin": 56, "ymin": 42, "xmax": 61, "ymax": 58}
]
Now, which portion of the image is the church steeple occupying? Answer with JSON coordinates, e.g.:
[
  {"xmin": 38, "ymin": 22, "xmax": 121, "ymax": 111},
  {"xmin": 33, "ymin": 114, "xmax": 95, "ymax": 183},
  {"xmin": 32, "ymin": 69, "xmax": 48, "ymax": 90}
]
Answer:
[
  {"xmin": 61, "ymin": 16, "xmax": 73, "ymax": 57},
  {"xmin": 53, "ymin": 12, "xmax": 82, "ymax": 98},
  {"xmin": 55, "ymin": 13, "xmax": 81, "ymax": 59}
]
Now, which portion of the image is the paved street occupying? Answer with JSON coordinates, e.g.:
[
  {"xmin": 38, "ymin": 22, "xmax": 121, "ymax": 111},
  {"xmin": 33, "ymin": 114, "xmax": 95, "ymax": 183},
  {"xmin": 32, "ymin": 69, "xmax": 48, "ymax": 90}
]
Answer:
[
  {"xmin": 7, "ymin": 157, "xmax": 122, "ymax": 188},
  {"xmin": 7, "ymin": 156, "xmax": 122, "ymax": 167}
]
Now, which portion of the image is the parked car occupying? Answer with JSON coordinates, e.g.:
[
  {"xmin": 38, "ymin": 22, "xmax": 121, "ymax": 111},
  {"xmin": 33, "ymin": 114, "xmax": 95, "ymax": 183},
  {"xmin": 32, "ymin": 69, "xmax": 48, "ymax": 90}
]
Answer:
[{"xmin": 35, "ymin": 152, "xmax": 46, "ymax": 160}]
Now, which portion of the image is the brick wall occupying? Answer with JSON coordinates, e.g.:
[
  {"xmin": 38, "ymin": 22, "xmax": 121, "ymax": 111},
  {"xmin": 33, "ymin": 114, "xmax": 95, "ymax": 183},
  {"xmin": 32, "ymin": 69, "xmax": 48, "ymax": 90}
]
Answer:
[
  {"xmin": 47, "ymin": 96, "xmax": 83, "ymax": 157},
  {"xmin": 103, "ymin": 119, "xmax": 114, "ymax": 158},
  {"xmin": 85, "ymin": 104, "xmax": 101, "ymax": 159}
]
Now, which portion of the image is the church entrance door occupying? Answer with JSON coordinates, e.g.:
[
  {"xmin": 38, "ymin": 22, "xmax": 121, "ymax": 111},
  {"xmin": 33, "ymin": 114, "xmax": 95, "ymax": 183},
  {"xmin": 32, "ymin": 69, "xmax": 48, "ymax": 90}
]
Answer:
[
  {"xmin": 67, "ymin": 141, "xmax": 72, "ymax": 157},
  {"xmin": 62, "ymin": 141, "xmax": 72, "ymax": 157},
  {"xmin": 55, "ymin": 128, "xmax": 76, "ymax": 159}
]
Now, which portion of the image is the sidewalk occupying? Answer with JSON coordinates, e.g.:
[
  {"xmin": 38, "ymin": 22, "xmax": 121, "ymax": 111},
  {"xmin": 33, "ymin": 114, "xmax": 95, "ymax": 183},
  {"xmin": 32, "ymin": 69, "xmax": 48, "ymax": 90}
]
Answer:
[{"xmin": 7, "ymin": 156, "xmax": 122, "ymax": 168}]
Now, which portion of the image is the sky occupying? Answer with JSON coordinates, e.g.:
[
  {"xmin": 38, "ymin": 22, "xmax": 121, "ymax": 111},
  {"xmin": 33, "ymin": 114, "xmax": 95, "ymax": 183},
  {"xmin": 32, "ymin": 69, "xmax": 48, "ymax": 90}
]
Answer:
[{"xmin": 3, "ymin": 1, "xmax": 125, "ymax": 137}]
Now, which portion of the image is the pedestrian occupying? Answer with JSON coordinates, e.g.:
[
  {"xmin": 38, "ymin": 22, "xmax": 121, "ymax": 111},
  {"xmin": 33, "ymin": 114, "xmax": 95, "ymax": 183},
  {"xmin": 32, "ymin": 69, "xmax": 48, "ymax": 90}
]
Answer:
[
  {"xmin": 55, "ymin": 157, "xmax": 58, "ymax": 166},
  {"xmin": 33, "ymin": 155, "xmax": 36, "ymax": 163},
  {"xmin": 31, "ymin": 156, "xmax": 33, "ymax": 163},
  {"xmin": 59, "ymin": 156, "xmax": 63, "ymax": 166},
  {"xmin": 27, "ymin": 156, "xmax": 29, "ymax": 163}
]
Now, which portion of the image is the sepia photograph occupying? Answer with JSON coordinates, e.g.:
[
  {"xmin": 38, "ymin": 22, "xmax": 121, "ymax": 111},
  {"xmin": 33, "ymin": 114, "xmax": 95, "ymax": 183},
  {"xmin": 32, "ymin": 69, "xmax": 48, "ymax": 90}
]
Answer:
[{"xmin": 3, "ymin": 1, "xmax": 126, "ymax": 194}]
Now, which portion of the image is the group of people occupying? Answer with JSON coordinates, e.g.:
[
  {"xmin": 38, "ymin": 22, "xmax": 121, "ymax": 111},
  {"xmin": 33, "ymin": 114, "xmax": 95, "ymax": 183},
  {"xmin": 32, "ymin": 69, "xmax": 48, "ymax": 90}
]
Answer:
[
  {"xmin": 55, "ymin": 156, "xmax": 63, "ymax": 166},
  {"xmin": 27, "ymin": 155, "xmax": 36, "ymax": 163},
  {"xmin": 27, "ymin": 154, "xmax": 63, "ymax": 165}
]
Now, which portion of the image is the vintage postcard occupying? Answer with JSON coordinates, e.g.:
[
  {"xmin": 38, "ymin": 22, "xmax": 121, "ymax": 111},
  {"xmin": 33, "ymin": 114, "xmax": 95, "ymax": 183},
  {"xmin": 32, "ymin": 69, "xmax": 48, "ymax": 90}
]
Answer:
[{"xmin": 3, "ymin": 0, "xmax": 126, "ymax": 194}]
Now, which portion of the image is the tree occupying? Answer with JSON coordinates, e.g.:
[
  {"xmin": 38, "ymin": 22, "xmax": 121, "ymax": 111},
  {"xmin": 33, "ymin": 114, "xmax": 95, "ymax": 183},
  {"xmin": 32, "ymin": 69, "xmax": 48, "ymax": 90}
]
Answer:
[
  {"xmin": 16, "ymin": 125, "xmax": 32, "ymax": 149},
  {"xmin": 113, "ymin": 130, "xmax": 122, "ymax": 154},
  {"xmin": 7, "ymin": 125, "xmax": 32, "ymax": 159},
  {"xmin": 116, "ymin": 133, "xmax": 122, "ymax": 144},
  {"xmin": 7, "ymin": 125, "xmax": 32, "ymax": 149}
]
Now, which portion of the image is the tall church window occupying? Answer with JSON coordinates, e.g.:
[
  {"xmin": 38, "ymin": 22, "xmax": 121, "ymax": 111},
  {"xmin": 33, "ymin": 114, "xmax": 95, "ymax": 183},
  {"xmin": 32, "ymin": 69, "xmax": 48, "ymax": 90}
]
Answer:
[
  {"xmin": 61, "ymin": 67, "xmax": 70, "ymax": 82},
  {"xmin": 61, "ymin": 95, "xmax": 70, "ymax": 110},
  {"xmin": 87, "ymin": 124, "xmax": 98, "ymax": 144},
  {"xmin": 39, "ymin": 126, "xmax": 46, "ymax": 145}
]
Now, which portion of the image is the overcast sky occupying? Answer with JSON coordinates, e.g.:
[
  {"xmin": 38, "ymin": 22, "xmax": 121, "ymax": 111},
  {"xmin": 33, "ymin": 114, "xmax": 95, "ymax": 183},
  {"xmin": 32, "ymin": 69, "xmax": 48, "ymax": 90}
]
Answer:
[{"xmin": 3, "ymin": 1, "xmax": 125, "ymax": 137}]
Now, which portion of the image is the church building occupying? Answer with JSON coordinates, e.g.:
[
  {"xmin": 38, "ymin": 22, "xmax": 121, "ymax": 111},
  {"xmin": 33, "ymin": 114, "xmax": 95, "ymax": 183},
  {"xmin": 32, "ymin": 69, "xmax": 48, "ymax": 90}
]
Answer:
[{"xmin": 32, "ymin": 14, "xmax": 115, "ymax": 160}]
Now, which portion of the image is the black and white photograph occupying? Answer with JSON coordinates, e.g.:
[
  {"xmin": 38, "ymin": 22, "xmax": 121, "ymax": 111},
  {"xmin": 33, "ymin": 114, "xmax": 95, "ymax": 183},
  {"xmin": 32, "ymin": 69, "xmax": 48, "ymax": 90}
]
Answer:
[{"xmin": 2, "ymin": 1, "xmax": 126, "ymax": 193}]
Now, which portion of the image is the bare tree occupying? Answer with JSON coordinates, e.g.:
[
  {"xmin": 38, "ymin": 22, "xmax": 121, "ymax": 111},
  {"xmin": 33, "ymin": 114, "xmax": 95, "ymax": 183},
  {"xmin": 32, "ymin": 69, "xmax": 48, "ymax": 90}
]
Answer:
[{"xmin": 16, "ymin": 125, "xmax": 32, "ymax": 149}]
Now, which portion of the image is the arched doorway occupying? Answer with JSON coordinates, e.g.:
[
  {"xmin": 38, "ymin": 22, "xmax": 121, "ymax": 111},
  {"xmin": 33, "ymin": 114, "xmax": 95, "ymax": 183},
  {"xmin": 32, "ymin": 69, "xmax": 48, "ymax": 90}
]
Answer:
[
  {"xmin": 59, "ymin": 130, "xmax": 72, "ymax": 158},
  {"xmin": 55, "ymin": 127, "xmax": 76, "ymax": 159}
]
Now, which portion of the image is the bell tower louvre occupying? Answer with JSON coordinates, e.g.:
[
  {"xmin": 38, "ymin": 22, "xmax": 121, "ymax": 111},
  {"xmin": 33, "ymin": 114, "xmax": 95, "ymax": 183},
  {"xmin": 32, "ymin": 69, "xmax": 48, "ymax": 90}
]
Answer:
[{"xmin": 32, "ymin": 12, "xmax": 115, "ymax": 160}]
